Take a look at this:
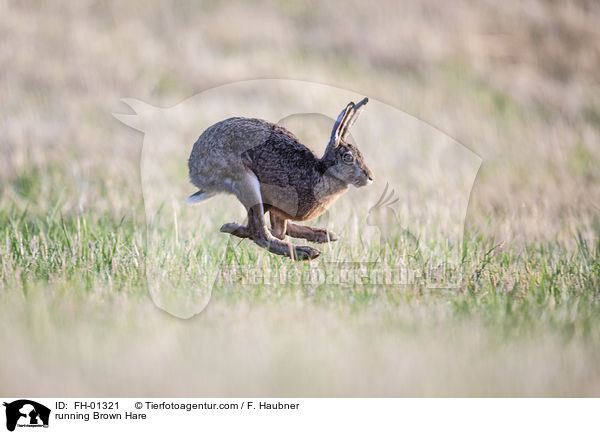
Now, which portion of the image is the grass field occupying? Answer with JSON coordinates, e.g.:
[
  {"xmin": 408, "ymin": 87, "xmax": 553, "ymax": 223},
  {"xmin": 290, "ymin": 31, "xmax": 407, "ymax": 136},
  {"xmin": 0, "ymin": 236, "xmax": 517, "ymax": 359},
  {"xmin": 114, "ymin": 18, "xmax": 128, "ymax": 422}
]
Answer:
[{"xmin": 1, "ymin": 0, "xmax": 600, "ymax": 396}]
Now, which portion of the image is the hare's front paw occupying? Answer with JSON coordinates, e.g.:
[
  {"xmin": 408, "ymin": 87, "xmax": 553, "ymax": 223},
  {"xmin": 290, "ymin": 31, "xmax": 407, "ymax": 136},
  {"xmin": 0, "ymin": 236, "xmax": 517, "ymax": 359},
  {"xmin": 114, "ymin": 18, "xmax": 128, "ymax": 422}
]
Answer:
[
  {"xmin": 317, "ymin": 229, "xmax": 339, "ymax": 243},
  {"xmin": 293, "ymin": 245, "xmax": 321, "ymax": 261},
  {"xmin": 304, "ymin": 228, "xmax": 339, "ymax": 243},
  {"xmin": 286, "ymin": 222, "xmax": 339, "ymax": 243}
]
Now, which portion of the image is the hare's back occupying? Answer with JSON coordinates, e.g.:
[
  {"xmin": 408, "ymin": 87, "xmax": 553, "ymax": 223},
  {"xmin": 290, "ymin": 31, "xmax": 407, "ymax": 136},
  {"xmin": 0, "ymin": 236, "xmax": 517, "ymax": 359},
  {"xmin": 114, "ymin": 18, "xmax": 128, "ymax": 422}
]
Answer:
[
  {"xmin": 191, "ymin": 117, "xmax": 276, "ymax": 157},
  {"xmin": 188, "ymin": 117, "xmax": 276, "ymax": 188}
]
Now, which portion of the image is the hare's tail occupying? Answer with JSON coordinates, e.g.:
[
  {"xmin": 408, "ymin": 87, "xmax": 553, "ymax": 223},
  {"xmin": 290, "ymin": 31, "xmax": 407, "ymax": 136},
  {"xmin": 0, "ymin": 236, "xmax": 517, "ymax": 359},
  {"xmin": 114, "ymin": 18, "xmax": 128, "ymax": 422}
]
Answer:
[{"xmin": 185, "ymin": 190, "xmax": 216, "ymax": 205}]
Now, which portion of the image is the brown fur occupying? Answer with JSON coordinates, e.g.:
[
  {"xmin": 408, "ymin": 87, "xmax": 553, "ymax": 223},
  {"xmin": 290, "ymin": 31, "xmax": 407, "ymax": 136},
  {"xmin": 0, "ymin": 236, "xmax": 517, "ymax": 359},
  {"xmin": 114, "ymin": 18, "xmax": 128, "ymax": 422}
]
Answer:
[{"xmin": 187, "ymin": 98, "xmax": 373, "ymax": 260}]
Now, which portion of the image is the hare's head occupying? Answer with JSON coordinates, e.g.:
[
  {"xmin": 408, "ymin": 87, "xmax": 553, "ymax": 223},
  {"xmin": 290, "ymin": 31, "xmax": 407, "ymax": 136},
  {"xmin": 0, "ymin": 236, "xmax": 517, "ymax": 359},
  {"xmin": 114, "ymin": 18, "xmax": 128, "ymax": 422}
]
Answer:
[{"xmin": 323, "ymin": 98, "xmax": 374, "ymax": 187}]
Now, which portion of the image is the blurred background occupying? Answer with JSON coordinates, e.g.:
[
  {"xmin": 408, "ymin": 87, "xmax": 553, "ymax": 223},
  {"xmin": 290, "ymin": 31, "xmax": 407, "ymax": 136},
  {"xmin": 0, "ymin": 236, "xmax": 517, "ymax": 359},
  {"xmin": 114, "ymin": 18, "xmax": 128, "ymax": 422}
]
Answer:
[
  {"xmin": 1, "ymin": 0, "xmax": 599, "ymax": 396},
  {"xmin": 2, "ymin": 0, "xmax": 599, "ymax": 243}
]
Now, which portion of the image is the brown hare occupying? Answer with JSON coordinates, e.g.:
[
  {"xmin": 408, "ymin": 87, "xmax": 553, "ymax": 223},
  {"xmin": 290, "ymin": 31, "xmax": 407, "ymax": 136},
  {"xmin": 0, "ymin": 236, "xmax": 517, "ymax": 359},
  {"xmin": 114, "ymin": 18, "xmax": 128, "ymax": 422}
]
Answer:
[{"xmin": 187, "ymin": 97, "xmax": 373, "ymax": 260}]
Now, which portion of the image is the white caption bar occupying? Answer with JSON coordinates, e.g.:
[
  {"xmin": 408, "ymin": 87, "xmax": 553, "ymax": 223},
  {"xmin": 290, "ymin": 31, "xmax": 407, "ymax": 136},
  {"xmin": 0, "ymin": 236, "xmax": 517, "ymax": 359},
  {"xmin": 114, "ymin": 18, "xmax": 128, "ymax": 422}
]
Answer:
[{"xmin": 0, "ymin": 398, "xmax": 597, "ymax": 433}]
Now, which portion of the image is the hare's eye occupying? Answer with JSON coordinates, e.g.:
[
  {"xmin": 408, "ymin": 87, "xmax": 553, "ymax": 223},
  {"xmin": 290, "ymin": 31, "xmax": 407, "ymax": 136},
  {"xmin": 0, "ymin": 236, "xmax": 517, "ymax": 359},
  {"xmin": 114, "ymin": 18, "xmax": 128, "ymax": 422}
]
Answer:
[{"xmin": 342, "ymin": 152, "xmax": 354, "ymax": 164}]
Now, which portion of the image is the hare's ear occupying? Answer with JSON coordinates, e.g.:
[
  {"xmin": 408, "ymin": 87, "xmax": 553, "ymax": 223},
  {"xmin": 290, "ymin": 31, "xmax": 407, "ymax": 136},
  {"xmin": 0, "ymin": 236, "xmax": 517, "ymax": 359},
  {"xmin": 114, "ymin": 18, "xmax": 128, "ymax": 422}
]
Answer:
[
  {"xmin": 325, "ymin": 102, "xmax": 355, "ymax": 154},
  {"xmin": 340, "ymin": 97, "xmax": 368, "ymax": 141}
]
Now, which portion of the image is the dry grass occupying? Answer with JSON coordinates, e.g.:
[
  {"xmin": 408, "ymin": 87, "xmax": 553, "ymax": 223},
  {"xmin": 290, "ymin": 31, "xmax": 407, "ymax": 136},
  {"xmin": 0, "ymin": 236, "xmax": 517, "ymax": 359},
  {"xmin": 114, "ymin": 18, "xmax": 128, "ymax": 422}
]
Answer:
[{"xmin": 1, "ymin": 0, "xmax": 599, "ymax": 396}]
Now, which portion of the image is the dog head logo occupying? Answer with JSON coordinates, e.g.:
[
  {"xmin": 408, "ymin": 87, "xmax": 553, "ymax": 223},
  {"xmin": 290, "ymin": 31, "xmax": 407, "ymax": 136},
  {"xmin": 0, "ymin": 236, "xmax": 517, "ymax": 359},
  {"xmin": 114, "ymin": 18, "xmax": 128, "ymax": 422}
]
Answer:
[{"xmin": 3, "ymin": 400, "xmax": 50, "ymax": 431}]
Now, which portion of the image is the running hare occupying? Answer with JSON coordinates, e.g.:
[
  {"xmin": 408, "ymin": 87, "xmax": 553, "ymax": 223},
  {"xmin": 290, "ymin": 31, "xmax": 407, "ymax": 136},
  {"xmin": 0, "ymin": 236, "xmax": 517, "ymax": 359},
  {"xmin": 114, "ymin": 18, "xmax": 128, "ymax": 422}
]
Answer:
[{"xmin": 187, "ymin": 97, "xmax": 373, "ymax": 260}]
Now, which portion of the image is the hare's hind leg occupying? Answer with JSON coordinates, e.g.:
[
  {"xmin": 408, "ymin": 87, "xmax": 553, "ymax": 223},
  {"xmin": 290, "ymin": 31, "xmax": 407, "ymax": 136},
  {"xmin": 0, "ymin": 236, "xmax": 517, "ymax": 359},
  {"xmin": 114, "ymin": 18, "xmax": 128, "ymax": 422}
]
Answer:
[
  {"xmin": 219, "ymin": 222, "xmax": 250, "ymax": 239},
  {"xmin": 221, "ymin": 172, "xmax": 320, "ymax": 260},
  {"xmin": 286, "ymin": 222, "xmax": 339, "ymax": 243},
  {"xmin": 222, "ymin": 213, "xmax": 287, "ymax": 241}
]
